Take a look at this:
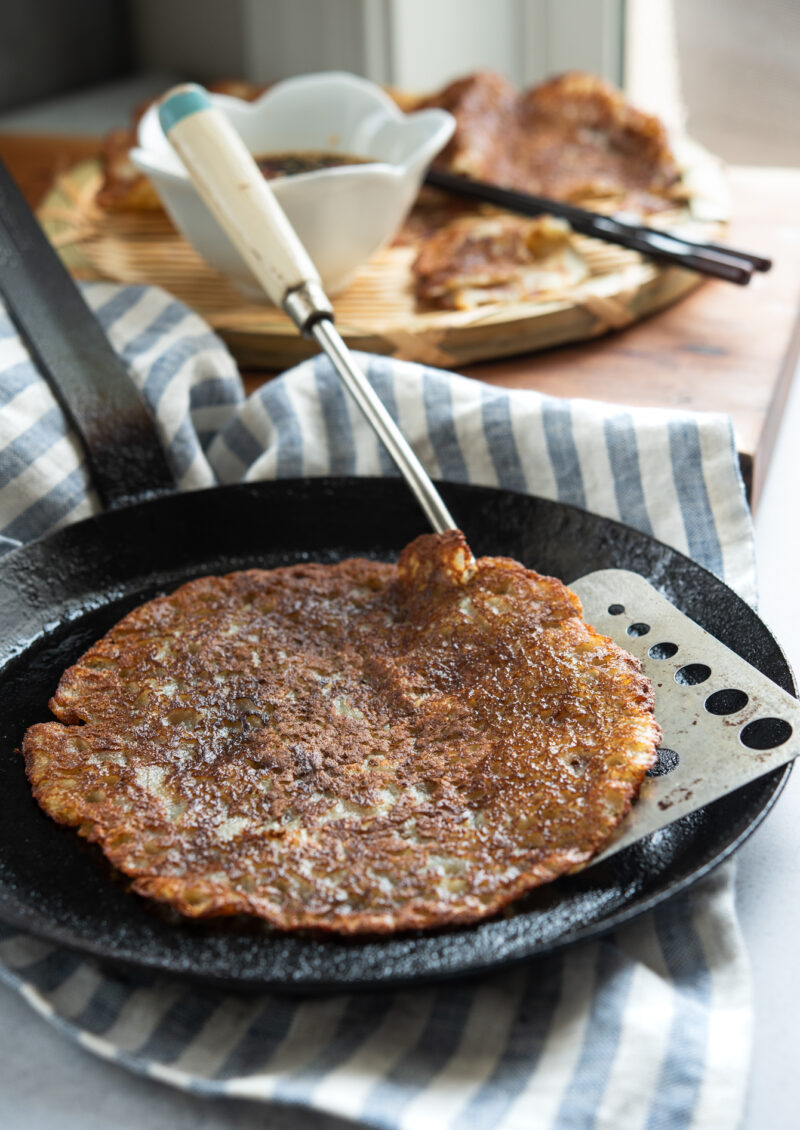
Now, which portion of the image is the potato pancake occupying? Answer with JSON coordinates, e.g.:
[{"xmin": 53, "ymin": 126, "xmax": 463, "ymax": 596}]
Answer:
[
  {"xmin": 418, "ymin": 70, "xmax": 686, "ymax": 213},
  {"xmin": 411, "ymin": 214, "xmax": 585, "ymax": 310},
  {"xmin": 22, "ymin": 532, "xmax": 660, "ymax": 934}
]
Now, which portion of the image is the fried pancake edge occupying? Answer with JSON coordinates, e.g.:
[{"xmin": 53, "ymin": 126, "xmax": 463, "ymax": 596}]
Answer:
[{"xmin": 22, "ymin": 532, "xmax": 661, "ymax": 935}]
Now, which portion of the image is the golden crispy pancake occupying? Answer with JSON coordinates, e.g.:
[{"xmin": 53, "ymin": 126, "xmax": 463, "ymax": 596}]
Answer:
[
  {"xmin": 411, "ymin": 213, "xmax": 585, "ymax": 310},
  {"xmin": 401, "ymin": 71, "xmax": 686, "ymax": 308},
  {"xmin": 96, "ymin": 80, "xmax": 270, "ymax": 212},
  {"xmin": 418, "ymin": 70, "xmax": 686, "ymax": 213},
  {"xmin": 94, "ymin": 71, "xmax": 686, "ymax": 313},
  {"xmin": 23, "ymin": 532, "xmax": 660, "ymax": 934}
]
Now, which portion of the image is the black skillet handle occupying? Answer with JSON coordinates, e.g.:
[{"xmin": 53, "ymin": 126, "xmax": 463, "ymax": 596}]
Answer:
[{"xmin": 0, "ymin": 157, "xmax": 175, "ymax": 510}]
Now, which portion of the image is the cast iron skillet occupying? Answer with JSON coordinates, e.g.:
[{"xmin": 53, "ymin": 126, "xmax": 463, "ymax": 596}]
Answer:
[
  {"xmin": 0, "ymin": 478, "xmax": 792, "ymax": 992},
  {"xmin": 0, "ymin": 159, "xmax": 792, "ymax": 992}
]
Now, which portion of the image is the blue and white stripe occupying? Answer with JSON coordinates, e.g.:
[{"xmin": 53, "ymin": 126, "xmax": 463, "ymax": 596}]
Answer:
[{"xmin": 0, "ymin": 283, "xmax": 754, "ymax": 1129}]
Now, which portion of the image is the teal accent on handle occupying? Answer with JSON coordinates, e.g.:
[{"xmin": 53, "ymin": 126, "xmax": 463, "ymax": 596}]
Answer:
[{"xmin": 159, "ymin": 85, "xmax": 212, "ymax": 135}]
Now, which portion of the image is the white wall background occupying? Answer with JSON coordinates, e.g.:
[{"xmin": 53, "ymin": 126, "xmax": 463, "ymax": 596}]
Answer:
[
  {"xmin": 627, "ymin": 0, "xmax": 800, "ymax": 165},
  {"xmin": 131, "ymin": 0, "xmax": 626, "ymax": 91}
]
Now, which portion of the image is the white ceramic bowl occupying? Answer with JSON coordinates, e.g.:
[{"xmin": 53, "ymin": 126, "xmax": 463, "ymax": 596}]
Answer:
[{"xmin": 131, "ymin": 72, "xmax": 454, "ymax": 296}]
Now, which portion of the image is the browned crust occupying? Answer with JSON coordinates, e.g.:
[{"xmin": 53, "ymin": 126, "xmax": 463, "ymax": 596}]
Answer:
[
  {"xmin": 96, "ymin": 80, "xmax": 270, "ymax": 212},
  {"xmin": 98, "ymin": 70, "xmax": 684, "ymax": 219},
  {"xmin": 417, "ymin": 70, "xmax": 686, "ymax": 211},
  {"xmin": 23, "ymin": 532, "xmax": 660, "ymax": 934},
  {"xmin": 411, "ymin": 213, "xmax": 574, "ymax": 309},
  {"xmin": 401, "ymin": 71, "xmax": 687, "ymax": 308},
  {"xmin": 94, "ymin": 70, "xmax": 687, "ymax": 314},
  {"xmin": 95, "ymin": 126, "xmax": 162, "ymax": 212}
]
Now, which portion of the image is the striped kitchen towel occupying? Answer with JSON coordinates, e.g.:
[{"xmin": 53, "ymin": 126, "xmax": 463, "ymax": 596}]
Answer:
[{"xmin": 0, "ymin": 284, "xmax": 754, "ymax": 1130}]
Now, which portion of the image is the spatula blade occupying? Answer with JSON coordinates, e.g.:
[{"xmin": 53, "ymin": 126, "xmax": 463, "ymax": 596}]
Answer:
[{"xmin": 571, "ymin": 569, "xmax": 799, "ymax": 860}]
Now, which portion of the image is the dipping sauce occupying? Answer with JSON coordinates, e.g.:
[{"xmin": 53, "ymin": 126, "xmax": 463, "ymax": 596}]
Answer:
[{"xmin": 255, "ymin": 151, "xmax": 375, "ymax": 179}]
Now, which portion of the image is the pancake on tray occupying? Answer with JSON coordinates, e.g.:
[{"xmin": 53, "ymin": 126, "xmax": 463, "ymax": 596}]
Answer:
[
  {"xmin": 416, "ymin": 70, "xmax": 686, "ymax": 213},
  {"xmin": 404, "ymin": 70, "xmax": 688, "ymax": 309},
  {"xmin": 95, "ymin": 79, "xmax": 270, "ymax": 212},
  {"xmin": 23, "ymin": 531, "xmax": 660, "ymax": 935},
  {"xmin": 410, "ymin": 212, "xmax": 586, "ymax": 311},
  {"xmin": 94, "ymin": 71, "xmax": 687, "ymax": 312}
]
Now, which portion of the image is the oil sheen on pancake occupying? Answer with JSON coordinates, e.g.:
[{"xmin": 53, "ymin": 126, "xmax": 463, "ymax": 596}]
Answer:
[{"xmin": 22, "ymin": 532, "xmax": 660, "ymax": 934}]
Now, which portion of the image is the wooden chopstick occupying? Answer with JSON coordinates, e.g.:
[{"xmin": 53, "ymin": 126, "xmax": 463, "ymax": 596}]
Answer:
[{"xmin": 424, "ymin": 168, "xmax": 772, "ymax": 286}]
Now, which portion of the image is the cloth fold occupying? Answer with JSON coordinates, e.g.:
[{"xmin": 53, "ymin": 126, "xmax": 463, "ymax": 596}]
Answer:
[{"xmin": 0, "ymin": 284, "xmax": 754, "ymax": 1129}]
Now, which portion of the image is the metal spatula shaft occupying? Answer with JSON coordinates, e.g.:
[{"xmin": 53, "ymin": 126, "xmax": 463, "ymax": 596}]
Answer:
[{"xmin": 310, "ymin": 318, "xmax": 456, "ymax": 533}]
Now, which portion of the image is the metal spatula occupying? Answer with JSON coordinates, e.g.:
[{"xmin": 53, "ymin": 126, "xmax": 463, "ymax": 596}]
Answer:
[{"xmin": 158, "ymin": 84, "xmax": 799, "ymax": 859}]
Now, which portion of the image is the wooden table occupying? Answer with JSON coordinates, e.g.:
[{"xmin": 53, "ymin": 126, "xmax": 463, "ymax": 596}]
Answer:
[
  {"xmin": 3, "ymin": 131, "xmax": 799, "ymax": 506},
  {"xmin": 468, "ymin": 166, "xmax": 800, "ymax": 507}
]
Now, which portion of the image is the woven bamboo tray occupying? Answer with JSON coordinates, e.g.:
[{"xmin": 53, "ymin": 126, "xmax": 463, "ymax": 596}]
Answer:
[{"xmin": 39, "ymin": 141, "xmax": 729, "ymax": 370}]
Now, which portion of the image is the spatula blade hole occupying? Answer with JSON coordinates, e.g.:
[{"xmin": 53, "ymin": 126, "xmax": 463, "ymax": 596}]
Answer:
[
  {"xmin": 740, "ymin": 717, "xmax": 793, "ymax": 750},
  {"xmin": 646, "ymin": 747, "xmax": 680, "ymax": 777},
  {"xmin": 607, "ymin": 603, "xmax": 625, "ymax": 615},
  {"xmin": 705, "ymin": 688, "xmax": 748, "ymax": 715},
  {"xmin": 675, "ymin": 663, "xmax": 711, "ymax": 686},
  {"xmin": 649, "ymin": 641, "xmax": 678, "ymax": 659},
  {"xmin": 627, "ymin": 622, "xmax": 650, "ymax": 638}
]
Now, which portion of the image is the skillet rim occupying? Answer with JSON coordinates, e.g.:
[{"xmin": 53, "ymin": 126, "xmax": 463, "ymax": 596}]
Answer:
[{"xmin": 0, "ymin": 476, "xmax": 792, "ymax": 991}]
